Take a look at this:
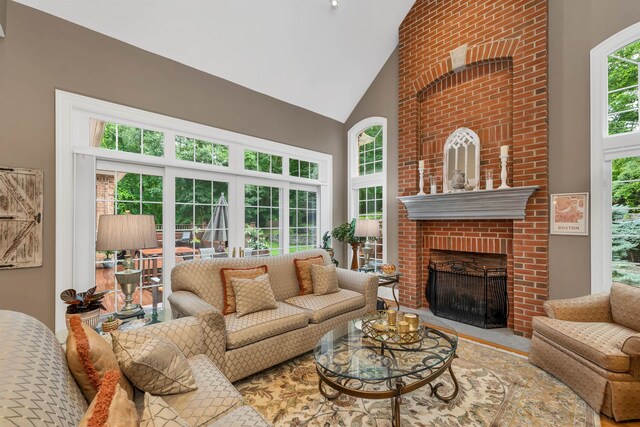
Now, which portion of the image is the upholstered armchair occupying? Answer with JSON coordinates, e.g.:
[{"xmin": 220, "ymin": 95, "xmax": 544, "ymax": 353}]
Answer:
[{"xmin": 529, "ymin": 283, "xmax": 640, "ymax": 421}]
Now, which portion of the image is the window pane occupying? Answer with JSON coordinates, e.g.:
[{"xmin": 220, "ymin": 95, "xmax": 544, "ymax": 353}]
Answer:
[
  {"xmin": 609, "ymin": 110, "xmax": 639, "ymax": 135},
  {"xmin": 612, "ymin": 156, "xmax": 640, "ymax": 287},
  {"xmin": 608, "ymin": 57, "xmax": 638, "ymax": 91},
  {"xmin": 608, "ymin": 89, "xmax": 638, "ymax": 113},
  {"xmin": 143, "ymin": 130, "xmax": 164, "ymax": 157},
  {"xmin": 118, "ymin": 125, "xmax": 142, "ymax": 154},
  {"xmin": 356, "ymin": 185, "xmax": 384, "ymax": 266},
  {"xmin": 245, "ymin": 184, "xmax": 282, "ymax": 257},
  {"xmin": 244, "ymin": 150, "xmax": 258, "ymax": 171},
  {"xmin": 272, "ymin": 156, "xmax": 283, "ymax": 174},
  {"xmin": 142, "ymin": 175, "xmax": 163, "ymax": 202},
  {"xmin": 289, "ymin": 189, "xmax": 318, "ymax": 253},
  {"xmin": 194, "ymin": 180, "xmax": 212, "ymax": 204},
  {"xmin": 117, "ymin": 173, "xmax": 140, "ymax": 201},
  {"xmin": 357, "ymin": 125, "xmax": 383, "ymax": 176},
  {"xmin": 176, "ymin": 136, "xmax": 194, "ymax": 161},
  {"xmin": 195, "ymin": 140, "xmax": 213, "ymax": 164}
]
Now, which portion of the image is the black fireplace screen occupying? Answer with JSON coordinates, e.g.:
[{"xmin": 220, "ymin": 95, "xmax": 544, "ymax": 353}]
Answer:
[{"xmin": 426, "ymin": 260, "xmax": 508, "ymax": 329}]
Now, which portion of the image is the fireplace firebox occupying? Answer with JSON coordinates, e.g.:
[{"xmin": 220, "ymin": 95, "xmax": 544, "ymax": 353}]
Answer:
[{"xmin": 426, "ymin": 260, "xmax": 508, "ymax": 329}]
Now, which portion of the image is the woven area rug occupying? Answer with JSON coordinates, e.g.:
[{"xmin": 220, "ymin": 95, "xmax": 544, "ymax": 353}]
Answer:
[{"xmin": 235, "ymin": 338, "xmax": 600, "ymax": 427}]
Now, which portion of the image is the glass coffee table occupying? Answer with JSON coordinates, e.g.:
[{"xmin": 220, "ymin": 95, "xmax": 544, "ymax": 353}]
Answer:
[{"xmin": 314, "ymin": 313, "xmax": 458, "ymax": 426}]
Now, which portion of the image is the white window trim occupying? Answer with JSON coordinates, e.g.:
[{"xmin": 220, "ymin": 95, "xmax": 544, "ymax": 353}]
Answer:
[
  {"xmin": 347, "ymin": 117, "xmax": 388, "ymax": 267},
  {"xmin": 590, "ymin": 21, "xmax": 640, "ymax": 294},
  {"xmin": 55, "ymin": 90, "xmax": 332, "ymax": 331}
]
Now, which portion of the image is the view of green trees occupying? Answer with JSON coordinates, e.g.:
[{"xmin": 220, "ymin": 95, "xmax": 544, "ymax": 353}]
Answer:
[
  {"xmin": 244, "ymin": 150, "xmax": 283, "ymax": 174},
  {"xmin": 176, "ymin": 136, "xmax": 229, "ymax": 166},
  {"xmin": 101, "ymin": 122, "xmax": 164, "ymax": 156},
  {"xmin": 358, "ymin": 125, "xmax": 383, "ymax": 175},
  {"xmin": 608, "ymin": 40, "xmax": 640, "ymax": 135},
  {"xmin": 608, "ymin": 40, "xmax": 640, "ymax": 286}
]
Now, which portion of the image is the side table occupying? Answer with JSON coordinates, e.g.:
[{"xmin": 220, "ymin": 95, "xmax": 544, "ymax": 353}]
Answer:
[{"xmin": 358, "ymin": 268, "xmax": 402, "ymax": 310}]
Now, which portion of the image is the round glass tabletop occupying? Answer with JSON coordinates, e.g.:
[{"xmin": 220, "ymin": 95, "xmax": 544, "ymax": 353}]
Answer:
[{"xmin": 313, "ymin": 312, "xmax": 458, "ymax": 383}]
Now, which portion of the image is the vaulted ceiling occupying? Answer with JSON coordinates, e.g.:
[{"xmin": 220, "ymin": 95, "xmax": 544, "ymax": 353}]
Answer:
[{"xmin": 14, "ymin": 0, "xmax": 415, "ymax": 122}]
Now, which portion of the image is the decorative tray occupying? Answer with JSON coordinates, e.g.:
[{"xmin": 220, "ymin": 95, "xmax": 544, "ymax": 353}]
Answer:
[{"xmin": 361, "ymin": 310, "xmax": 423, "ymax": 345}]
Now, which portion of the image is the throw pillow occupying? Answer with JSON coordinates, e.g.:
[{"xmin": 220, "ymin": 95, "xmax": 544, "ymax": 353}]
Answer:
[
  {"xmin": 141, "ymin": 393, "xmax": 190, "ymax": 427},
  {"xmin": 220, "ymin": 265, "xmax": 269, "ymax": 315},
  {"xmin": 112, "ymin": 333, "xmax": 197, "ymax": 396},
  {"xmin": 311, "ymin": 264, "xmax": 340, "ymax": 295},
  {"xmin": 78, "ymin": 370, "xmax": 139, "ymax": 427},
  {"xmin": 294, "ymin": 255, "xmax": 324, "ymax": 295},
  {"xmin": 231, "ymin": 273, "xmax": 278, "ymax": 317},
  {"xmin": 66, "ymin": 315, "xmax": 133, "ymax": 403}
]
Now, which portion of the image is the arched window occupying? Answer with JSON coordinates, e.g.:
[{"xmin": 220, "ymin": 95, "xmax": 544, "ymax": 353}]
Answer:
[
  {"xmin": 348, "ymin": 117, "xmax": 387, "ymax": 268},
  {"xmin": 591, "ymin": 22, "xmax": 640, "ymax": 293}
]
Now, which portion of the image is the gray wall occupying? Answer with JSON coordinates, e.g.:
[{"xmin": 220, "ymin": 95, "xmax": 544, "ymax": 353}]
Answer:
[
  {"xmin": 548, "ymin": 0, "xmax": 640, "ymax": 299},
  {"xmin": 0, "ymin": 2, "xmax": 346, "ymax": 329},
  {"xmin": 345, "ymin": 48, "xmax": 399, "ymax": 267}
]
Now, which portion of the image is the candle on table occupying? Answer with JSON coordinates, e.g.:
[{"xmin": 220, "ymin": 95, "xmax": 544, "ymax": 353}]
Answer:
[
  {"xmin": 500, "ymin": 145, "xmax": 509, "ymax": 156},
  {"xmin": 386, "ymin": 309, "xmax": 397, "ymax": 326},
  {"xmin": 398, "ymin": 321, "xmax": 410, "ymax": 334},
  {"xmin": 418, "ymin": 160, "xmax": 425, "ymax": 169},
  {"xmin": 403, "ymin": 313, "xmax": 419, "ymax": 330}
]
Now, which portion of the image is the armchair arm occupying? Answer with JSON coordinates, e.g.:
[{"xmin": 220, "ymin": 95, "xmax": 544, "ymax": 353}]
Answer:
[
  {"xmin": 169, "ymin": 290, "xmax": 218, "ymax": 318},
  {"xmin": 336, "ymin": 268, "xmax": 378, "ymax": 312},
  {"xmin": 622, "ymin": 336, "xmax": 640, "ymax": 358},
  {"xmin": 543, "ymin": 293, "xmax": 612, "ymax": 322}
]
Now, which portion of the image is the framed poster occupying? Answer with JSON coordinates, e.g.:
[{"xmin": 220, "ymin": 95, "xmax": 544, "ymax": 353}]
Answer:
[
  {"xmin": 0, "ymin": 166, "xmax": 43, "ymax": 269},
  {"xmin": 551, "ymin": 192, "xmax": 589, "ymax": 236}
]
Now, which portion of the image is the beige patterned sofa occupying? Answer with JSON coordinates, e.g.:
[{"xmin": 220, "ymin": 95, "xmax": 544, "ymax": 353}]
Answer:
[
  {"xmin": 170, "ymin": 249, "xmax": 378, "ymax": 382},
  {"xmin": 529, "ymin": 283, "xmax": 640, "ymax": 421},
  {"xmin": 0, "ymin": 310, "xmax": 270, "ymax": 426}
]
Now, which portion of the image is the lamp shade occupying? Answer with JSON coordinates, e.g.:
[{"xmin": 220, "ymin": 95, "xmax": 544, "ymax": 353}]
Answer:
[
  {"xmin": 354, "ymin": 219, "xmax": 381, "ymax": 238},
  {"xmin": 96, "ymin": 214, "xmax": 159, "ymax": 251}
]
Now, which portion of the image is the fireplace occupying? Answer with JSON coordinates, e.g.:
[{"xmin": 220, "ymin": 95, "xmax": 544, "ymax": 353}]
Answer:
[{"xmin": 426, "ymin": 260, "xmax": 508, "ymax": 329}]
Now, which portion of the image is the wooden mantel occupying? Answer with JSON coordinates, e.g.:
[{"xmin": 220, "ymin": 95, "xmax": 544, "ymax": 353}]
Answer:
[{"xmin": 398, "ymin": 186, "xmax": 539, "ymax": 220}]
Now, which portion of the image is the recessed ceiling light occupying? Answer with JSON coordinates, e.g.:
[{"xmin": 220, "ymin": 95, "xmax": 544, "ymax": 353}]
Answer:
[{"xmin": 331, "ymin": 0, "xmax": 339, "ymax": 9}]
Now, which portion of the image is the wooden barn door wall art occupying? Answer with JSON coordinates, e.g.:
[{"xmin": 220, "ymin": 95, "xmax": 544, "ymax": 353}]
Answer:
[{"xmin": 0, "ymin": 166, "xmax": 43, "ymax": 269}]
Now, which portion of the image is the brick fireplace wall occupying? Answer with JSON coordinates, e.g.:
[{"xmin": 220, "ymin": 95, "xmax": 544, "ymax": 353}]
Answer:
[{"xmin": 398, "ymin": 0, "xmax": 548, "ymax": 337}]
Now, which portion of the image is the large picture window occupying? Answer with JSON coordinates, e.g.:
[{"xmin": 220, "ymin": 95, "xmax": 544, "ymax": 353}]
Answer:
[
  {"xmin": 56, "ymin": 91, "xmax": 332, "ymax": 330},
  {"xmin": 591, "ymin": 23, "xmax": 640, "ymax": 293},
  {"xmin": 348, "ymin": 117, "xmax": 387, "ymax": 270}
]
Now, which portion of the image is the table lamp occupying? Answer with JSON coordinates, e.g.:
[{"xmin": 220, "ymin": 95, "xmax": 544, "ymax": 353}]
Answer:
[
  {"xmin": 96, "ymin": 213, "xmax": 159, "ymax": 319},
  {"xmin": 354, "ymin": 219, "xmax": 381, "ymax": 270}
]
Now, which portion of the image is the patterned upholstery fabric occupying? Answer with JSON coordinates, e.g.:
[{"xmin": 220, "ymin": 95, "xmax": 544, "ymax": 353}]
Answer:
[
  {"xmin": 116, "ymin": 311, "xmax": 227, "ymax": 374},
  {"xmin": 610, "ymin": 282, "xmax": 640, "ymax": 331},
  {"xmin": 112, "ymin": 334, "xmax": 197, "ymax": 395},
  {"xmin": 0, "ymin": 310, "xmax": 88, "ymax": 425},
  {"xmin": 285, "ymin": 289, "xmax": 365, "ymax": 324},
  {"xmin": 543, "ymin": 292, "xmax": 612, "ymax": 322},
  {"xmin": 78, "ymin": 373, "xmax": 139, "ymax": 427},
  {"xmin": 231, "ymin": 273, "xmax": 277, "ymax": 317},
  {"xmin": 311, "ymin": 264, "xmax": 339, "ymax": 295},
  {"xmin": 335, "ymin": 268, "xmax": 379, "ymax": 312},
  {"xmin": 141, "ymin": 393, "xmax": 190, "ymax": 427},
  {"xmin": 533, "ymin": 317, "xmax": 635, "ymax": 372},
  {"xmin": 162, "ymin": 355, "xmax": 244, "ymax": 426},
  {"xmin": 66, "ymin": 316, "xmax": 133, "ymax": 402},
  {"xmin": 221, "ymin": 266, "xmax": 269, "ymax": 315},
  {"xmin": 622, "ymin": 335, "xmax": 640, "ymax": 357},
  {"xmin": 294, "ymin": 255, "xmax": 325, "ymax": 295},
  {"xmin": 225, "ymin": 302, "xmax": 309, "ymax": 349},
  {"xmin": 171, "ymin": 249, "xmax": 331, "ymax": 309},
  {"xmin": 210, "ymin": 405, "xmax": 271, "ymax": 427}
]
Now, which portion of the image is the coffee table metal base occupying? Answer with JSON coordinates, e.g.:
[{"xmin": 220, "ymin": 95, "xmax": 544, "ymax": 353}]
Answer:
[{"xmin": 316, "ymin": 354, "xmax": 459, "ymax": 426}]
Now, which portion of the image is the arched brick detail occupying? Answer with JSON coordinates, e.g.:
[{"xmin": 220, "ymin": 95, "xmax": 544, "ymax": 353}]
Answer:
[{"xmin": 411, "ymin": 39, "xmax": 520, "ymax": 95}]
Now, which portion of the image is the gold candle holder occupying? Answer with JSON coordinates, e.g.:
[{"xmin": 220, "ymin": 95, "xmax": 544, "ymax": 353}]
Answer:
[
  {"xmin": 386, "ymin": 309, "xmax": 397, "ymax": 327},
  {"xmin": 403, "ymin": 313, "xmax": 419, "ymax": 331},
  {"xmin": 397, "ymin": 321, "xmax": 410, "ymax": 334}
]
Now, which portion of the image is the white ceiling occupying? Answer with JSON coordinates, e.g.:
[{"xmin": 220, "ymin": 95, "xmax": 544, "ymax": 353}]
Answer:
[{"xmin": 14, "ymin": 0, "xmax": 414, "ymax": 122}]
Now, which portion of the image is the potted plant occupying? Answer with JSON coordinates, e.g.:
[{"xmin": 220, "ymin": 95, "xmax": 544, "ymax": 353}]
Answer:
[
  {"xmin": 101, "ymin": 250, "xmax": 116, "ymax": 269},
  {"xmin": 245, "ymin": 224, "xmax": 270, "ymax": 256},
  {"xmin": 331, "ymin": 219, "xmax": 367, "ymax": 270},
  {"xmin": 60, "ymin": 286, "xmax": 107, "ymax": 330},
  {"xmin": 101, "ymin": 315, "xmax": 121, "ymax": 333}
]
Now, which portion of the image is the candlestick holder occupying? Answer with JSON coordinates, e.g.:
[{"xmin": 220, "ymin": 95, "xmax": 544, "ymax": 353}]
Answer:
[
  {"xmin": 499, "ymin": 154, "xmax": 510, "ymax": 189},
  {"xmin": 429, "ymin": 176, "xmax": 437, "ymax": 194},
  {"xmin": 417, "ymin": 167, "xmax": 427, "ymax": 195}
]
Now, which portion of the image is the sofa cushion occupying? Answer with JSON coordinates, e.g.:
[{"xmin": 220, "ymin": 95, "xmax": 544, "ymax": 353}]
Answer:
[
  {"xmin": 284, "ymin": 289, "xmax": 366, "ymax": 324},
  {"xmin": 294, "ymin": 255, "xmax": 325, "ymax": 295},
  {"xmin": 610, "ymin": 282, "xmax": 640, "ymax": 331},
  {"xmin": 210, "ymin": 405, "xmax": 271, "ymax": 427},
  {"xmin": 311, "ymin": 264, "xmax": 340, "ymax": 295},
  {"xmin": 220, "ymin": 265, "xmax": 269, "ymax": 315},
  {"xmin": 141, "ymin": 393, "xmax": 190, "ymax": 427},
  {"xmin": 112, "ymin": 333, "xmax": 197, "ymax": 395},
  {"xmin": 225, "ymin": 302, "xmax": 309, "ymax": 349},
  {"xmin": 66, "ymin": 315, "xmax": 133, "ymax": 403},
  {"xmin": 231, "ymin": 273, "xmax": 277, "ymax": 317},
  {"xmin": 78, "ymin": 370, "xmax": 139, "ymax": 427},
  {"xmin": 162, "ymin": 354, "xmax": 243, "ymax": 426},
  {"xmin": 533, "ymin": 316, "xmax": 635, "ymax": 372}
]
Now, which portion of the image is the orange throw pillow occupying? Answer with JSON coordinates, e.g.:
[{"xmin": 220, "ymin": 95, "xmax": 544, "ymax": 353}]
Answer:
[
  {"xmin": 78, "ymin": 370, "xmax": 139, "ymax": 427},
  {"xmin": 220, "ymin": 265, "xmax": 268, "ymax": 315},
  {"xmin": 66, "ymin": 315, "xmax": 133, "ymax": 403},
  {"xmin": 294, "ymin": 255, "xmax": 324, "ymax": 295}
]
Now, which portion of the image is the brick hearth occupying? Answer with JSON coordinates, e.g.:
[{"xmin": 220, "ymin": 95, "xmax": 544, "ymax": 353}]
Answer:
[{"xmin": 397, "ymin": 0, "xmax": 548, "ymax": 337}]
